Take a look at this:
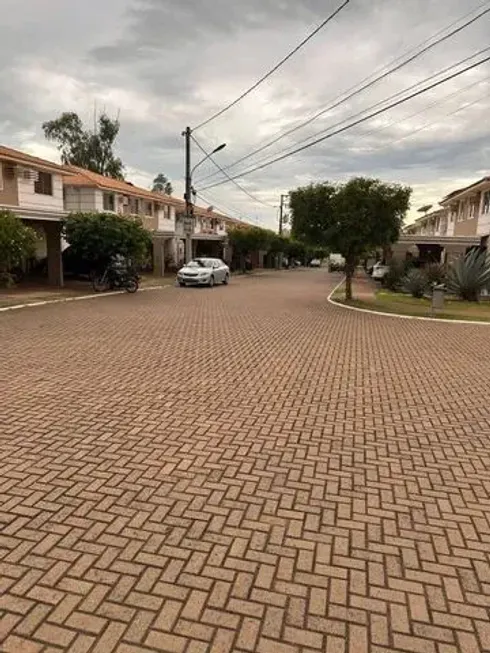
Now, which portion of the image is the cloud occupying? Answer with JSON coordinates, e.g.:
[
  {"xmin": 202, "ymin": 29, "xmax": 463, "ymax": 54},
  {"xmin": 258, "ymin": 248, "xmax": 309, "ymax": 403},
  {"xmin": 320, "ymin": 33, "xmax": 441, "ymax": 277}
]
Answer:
[{"xmin": 0, "ymin": 0, "xmax": 489, "ymax": 227}]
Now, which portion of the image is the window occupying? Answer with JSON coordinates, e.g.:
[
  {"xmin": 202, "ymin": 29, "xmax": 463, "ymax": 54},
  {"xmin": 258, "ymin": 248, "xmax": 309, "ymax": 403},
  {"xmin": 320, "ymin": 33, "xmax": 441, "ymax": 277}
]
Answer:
[
  {"xmin": 483, "ymin": 191, "xmax": 490, "ymax": 215},
  {"xmin": 103, "ymin": 193, "xmax": 115, "ymax": 211},
  {"xmin": 146, "ymin": 201, "xmax": 153, "ymax": 216},
  {"xmin": 34, "ymin": 171, "xmax": 53, "ymax": 195}
]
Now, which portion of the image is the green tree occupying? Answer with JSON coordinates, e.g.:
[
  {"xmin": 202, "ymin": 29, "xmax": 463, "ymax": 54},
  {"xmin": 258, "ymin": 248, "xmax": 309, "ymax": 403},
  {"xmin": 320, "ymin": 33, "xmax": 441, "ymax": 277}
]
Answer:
[
  {"xmin": 290, "ymin": 178, "xmax": 411, "ymax": 300},
  {"xmin": 228, "ymin": 226, "xmax": 272, "ymax": 271},
  {"xmin": 0, "ymin": 210, "xmax": 37, "ymax": 286},
  {"xmin": 43, "ymin": 112, "xmax": 124, "ymax": 179},
  {"xmin": 152, "ymin": 173, "xmax": 173, "ymax": 195},
  {"xmin": 62, "ymin": 212, "xmax": 152, "ymax": 271}
]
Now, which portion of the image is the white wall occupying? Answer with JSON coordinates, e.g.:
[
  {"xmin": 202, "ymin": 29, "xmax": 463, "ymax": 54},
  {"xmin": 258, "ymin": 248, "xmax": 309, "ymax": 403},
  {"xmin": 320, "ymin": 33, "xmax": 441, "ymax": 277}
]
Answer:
[
  {"xmin": 477, "ymin": 212, "xmax": 490, "ymax": 236},
  {"xmin": 18, "ymin": 172, "xmax": 64, "ymax": 211},
  {"xmin": 64, "ymin": 187, "xmax": 102, "ymax": 212},
  {"xmin": 158, "ymin": 204, "xmax": 176, "ymax": 232}
]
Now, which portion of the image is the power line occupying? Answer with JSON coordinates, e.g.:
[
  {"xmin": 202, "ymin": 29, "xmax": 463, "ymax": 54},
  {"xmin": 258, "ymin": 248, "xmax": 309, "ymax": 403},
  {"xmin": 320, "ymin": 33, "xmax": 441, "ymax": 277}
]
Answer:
[
  {"xmin": 197, "ymin": 53, "xmax": 490, "ymax": 189},
  {"xmin": 197, "ymin": 2, "xmax": 490, "ymax": 182},
  {"xmin": 354, "ymin": 73, "xmax": 490, "ymax": 147},
  {"xmin": 192, "ymin": 0, "xmax": 351, "ymax": 131},
  {"xmin": 197, "ymin": 47, "xmax": 490, "ymax": 188},
  {"xmin": 195, "ymin": 191, "xmax": 257, "ymax": 225},
  {"xmin": 361, "ymin": 89, "xmax": 490, "ymax": 155},
  {"xmin": 191, "ymin": 135, "xmax": 277, "ymax": 208}
]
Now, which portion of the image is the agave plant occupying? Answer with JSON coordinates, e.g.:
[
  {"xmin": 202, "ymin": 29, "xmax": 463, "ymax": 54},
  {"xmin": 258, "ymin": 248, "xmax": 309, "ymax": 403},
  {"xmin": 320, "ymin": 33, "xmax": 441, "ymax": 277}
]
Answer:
[
  {"xmin": 446, "ymin": 248, "xmax": 490, "ymax": 302},
  {"xmin": 403, "ymin": 269, "xmax": 429, "ymax": 298},
  {"xmin": 426, "ymin": 263, "xmax": 446, "ymax": 286},
  {"xmin": 383, "ymin": 261, "xmax": 405, "ymax": 291}
]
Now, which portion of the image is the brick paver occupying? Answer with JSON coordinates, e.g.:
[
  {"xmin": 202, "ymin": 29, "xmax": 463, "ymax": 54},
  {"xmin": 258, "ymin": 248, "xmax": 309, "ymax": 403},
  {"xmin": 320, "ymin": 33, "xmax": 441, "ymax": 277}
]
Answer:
[{"xmin": 1, "ymin": 270, "xmax": 490, "ymax": 653}]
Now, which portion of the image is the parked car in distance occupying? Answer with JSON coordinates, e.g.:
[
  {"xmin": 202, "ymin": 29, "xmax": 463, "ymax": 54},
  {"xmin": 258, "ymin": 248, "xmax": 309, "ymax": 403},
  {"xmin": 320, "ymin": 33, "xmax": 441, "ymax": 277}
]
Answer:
[
  {"xmin": 372, "ymin": 262, "xmax": 390, "ymax": 281},
  {"xmin": 310, "ymin": 259, "xmax": 322, "ymax": 268},
  {"xmin": 177, "ymin": 258, "xmax": 230, "ymax": 287}
]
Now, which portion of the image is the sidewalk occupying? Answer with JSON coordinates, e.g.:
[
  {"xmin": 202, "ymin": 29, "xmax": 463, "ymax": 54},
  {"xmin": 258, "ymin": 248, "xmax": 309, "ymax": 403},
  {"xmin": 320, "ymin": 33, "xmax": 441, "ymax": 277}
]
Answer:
[
  {"xmin": 0, "ymin": 275, "xmax": 173, "ymax": 309},
  {"xmin": 334, "ymin": 269, "xmax": 378, "ymax": 301}
]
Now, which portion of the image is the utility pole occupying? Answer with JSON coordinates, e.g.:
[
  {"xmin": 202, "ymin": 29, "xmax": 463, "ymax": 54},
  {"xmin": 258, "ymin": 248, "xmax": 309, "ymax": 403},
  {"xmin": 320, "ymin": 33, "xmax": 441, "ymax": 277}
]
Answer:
[
  {"xmin": 183, "ymin": 126, "xmax": 193, "ymax": 263},
  {"xmin": 183, "ymin": 129, "xmax": 226, "ymax": 263},
  {"xmin": 279, "ymin": 194, "xmax": 288, "ymax": 235}
]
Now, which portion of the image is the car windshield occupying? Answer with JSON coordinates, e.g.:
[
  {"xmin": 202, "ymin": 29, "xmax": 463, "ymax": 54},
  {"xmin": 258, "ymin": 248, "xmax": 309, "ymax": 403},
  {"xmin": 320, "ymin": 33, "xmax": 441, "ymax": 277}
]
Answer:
[{"xmin": 186, "ymin": 260, "xmax": 208, "ymax": 268}]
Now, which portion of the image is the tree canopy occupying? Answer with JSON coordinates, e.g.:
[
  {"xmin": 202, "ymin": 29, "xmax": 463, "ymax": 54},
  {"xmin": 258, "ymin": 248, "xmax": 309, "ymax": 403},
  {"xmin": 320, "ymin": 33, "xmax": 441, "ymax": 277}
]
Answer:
[
  {"xmin": 62, "ymin": 212, "xmax": 152, "ymax": 270},
  {"xmin": 43, "ymin": 112, "xmax": 124, "ymax": 180},
  {"xmin": 152, "ymin": 173, "xmax": 173, "ymax": 196},
  {"xmin": 290, "ymin": 177, "xmax": 411, "ymax": 299},
  {"xmin": 0, "ymin": 210, "xmax": 37, "ymax": 285},
  {"xmin": 227, "ymin": 226, "xmax": 273, "ymax": 256}
]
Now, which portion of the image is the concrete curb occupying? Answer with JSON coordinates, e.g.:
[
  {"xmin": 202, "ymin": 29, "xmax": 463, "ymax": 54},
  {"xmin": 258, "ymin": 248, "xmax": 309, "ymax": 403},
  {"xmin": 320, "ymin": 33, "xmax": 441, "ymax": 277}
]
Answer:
[
  {"xmin": 0, "ymin": 285, "xmax": 170, "ymax": 313},
  {"xmin": 327, "ymin": 277, "xmax": 490, "ymax": 326}
]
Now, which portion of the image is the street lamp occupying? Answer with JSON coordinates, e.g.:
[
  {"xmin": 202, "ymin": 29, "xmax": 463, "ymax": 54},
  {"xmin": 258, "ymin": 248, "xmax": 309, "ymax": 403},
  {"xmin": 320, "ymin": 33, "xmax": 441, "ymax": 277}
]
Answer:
[
  {"xmin": 191, "ymin": 143, "xmax": 226, "ymax": 178},
  {"xmin": 183, "ymin": 127, "xmax": 226, "ymax": 263}
]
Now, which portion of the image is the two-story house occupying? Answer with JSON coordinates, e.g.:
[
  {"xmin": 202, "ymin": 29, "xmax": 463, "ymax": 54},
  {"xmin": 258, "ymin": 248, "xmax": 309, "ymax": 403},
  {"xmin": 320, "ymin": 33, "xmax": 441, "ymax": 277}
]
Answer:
[
  {"xmin": 440, "ymin": 176, "xmax": 490, "ymax": 241},
  {"xmin": 0, "ymin": 145, "xmax": 72, "ymax": 286},
  {"xmin": 63, "ymin": 166, "xmax": 183, "ymax": 274},
  {"xmin": 63, "ymin": 166, "xmax": 242, "ymax": 271}
]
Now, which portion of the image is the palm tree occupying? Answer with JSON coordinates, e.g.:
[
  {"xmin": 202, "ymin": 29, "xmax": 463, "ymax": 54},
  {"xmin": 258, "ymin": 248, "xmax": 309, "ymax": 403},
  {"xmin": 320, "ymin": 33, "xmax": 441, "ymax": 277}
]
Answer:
[{"xmin": 152, "ymin": 173, "xmax": 173, "ymax": 195}]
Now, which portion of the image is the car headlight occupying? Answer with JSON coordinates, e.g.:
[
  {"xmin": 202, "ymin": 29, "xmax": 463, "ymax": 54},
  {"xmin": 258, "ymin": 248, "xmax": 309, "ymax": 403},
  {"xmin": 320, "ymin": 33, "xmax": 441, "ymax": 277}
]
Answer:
[{"xmin": 199, "ymin": 271, "xmax": 209, "ymax": 277}]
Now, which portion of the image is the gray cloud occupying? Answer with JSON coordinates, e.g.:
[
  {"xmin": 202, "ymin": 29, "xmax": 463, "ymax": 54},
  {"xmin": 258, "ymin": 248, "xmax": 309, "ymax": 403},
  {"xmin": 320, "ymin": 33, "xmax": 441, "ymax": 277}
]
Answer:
[{"xmin": 0, "ymin": 0, "xmax": 489, "ymax": 226}]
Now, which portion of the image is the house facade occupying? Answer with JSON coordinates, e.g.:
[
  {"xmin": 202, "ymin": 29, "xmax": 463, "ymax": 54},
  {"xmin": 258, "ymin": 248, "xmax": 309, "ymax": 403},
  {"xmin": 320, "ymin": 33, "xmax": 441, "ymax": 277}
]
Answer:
[
  {"xmin": 406, "ymin": 176, "xmax": 490, "ymax": 241},
  {"xmin": 0, "ymin": 145, "xmax": 72, "ymax": 285},
  {"xmin": 63, "ymin": 166, "xmax": 182, "ymax": 275},
  {"xmin": 0, "ymin": 144, "xmax": 246, "ymax": 285},
  {"xmin": 398, "ymin": 176, "xmax": 490, "ymax": 265},
  {"xmin": 63, "ymin": 166, "xmax": 240, "ymax": 275},
  {"xmin": 440, "ymin": 177, "xmax": 490, "ymax": 240}
]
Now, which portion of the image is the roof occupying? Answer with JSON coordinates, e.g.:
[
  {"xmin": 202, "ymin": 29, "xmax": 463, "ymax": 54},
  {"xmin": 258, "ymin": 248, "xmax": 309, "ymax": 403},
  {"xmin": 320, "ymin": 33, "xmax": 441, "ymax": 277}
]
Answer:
[
  {"xmin": 441, "ymin": 176, "xmax": 490, "ymax": 204},
  {"xmin": 63, "ymin": 165, "xmax": 183, "ymax": 205},
  {"xmin": 63, "ymin": 165, "xmax": 243, "ymax": 225},
  {"xmin": 0, "ymin": 145, "xmax": 73, "ymax": 175}
]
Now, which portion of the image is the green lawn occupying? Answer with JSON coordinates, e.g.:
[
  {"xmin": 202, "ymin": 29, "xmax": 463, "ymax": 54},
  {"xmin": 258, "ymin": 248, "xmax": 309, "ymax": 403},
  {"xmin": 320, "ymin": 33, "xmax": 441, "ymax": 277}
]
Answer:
[{"xmin": 333, "ymin": 285, "xmax": 490, "ymax": 322}]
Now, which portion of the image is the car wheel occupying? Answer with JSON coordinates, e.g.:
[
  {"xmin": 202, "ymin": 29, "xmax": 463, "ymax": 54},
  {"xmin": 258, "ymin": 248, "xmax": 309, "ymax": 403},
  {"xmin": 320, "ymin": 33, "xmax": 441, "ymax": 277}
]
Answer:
[
  {"xmin": 179, "ymin": 281, "xmax": 185, "ymax": 287},
  {"xmin": 208, "ymin": 275, "xmax": 215, "ymax": 288},
  {"xmin": 223, "ymin": 273, "xmax": 229, "ymax": 285}
]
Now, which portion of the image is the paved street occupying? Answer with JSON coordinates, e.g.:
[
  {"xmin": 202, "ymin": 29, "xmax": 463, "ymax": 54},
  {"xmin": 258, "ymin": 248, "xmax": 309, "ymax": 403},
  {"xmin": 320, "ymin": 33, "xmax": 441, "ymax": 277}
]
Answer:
[{"xmin": 2, "ymin": 269, "xmax": 490, "ymax": 653}]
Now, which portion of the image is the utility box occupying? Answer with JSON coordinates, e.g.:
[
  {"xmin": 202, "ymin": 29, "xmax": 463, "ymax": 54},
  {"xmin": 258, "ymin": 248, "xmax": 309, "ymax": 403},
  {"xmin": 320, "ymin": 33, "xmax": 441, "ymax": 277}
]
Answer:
[{"xmin": 432, "ymin": 284, "xmax": 446, "ymax": 311}]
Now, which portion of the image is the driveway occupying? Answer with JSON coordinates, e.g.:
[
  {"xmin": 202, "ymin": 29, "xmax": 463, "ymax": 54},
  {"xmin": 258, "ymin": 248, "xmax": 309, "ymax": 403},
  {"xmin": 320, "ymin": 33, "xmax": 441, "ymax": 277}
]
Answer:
[{"xmin": 1, "ymin": 270, "xmax": 490, "ymax": 653}]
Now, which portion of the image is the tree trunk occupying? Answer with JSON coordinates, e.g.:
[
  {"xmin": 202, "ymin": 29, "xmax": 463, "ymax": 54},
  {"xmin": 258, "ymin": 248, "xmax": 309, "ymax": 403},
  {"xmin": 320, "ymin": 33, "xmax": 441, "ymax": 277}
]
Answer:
[{"xmin": 345, "ymin": 257, "xmax": 356, "ymax": 301}]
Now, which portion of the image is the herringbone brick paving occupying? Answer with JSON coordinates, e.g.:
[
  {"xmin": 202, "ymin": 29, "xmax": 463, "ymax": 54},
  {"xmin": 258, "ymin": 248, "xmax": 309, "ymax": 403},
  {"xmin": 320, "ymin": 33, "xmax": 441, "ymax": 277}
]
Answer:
[{"xmin": 1, "ymin": 270, "xmax": 490, "ymax": 653}]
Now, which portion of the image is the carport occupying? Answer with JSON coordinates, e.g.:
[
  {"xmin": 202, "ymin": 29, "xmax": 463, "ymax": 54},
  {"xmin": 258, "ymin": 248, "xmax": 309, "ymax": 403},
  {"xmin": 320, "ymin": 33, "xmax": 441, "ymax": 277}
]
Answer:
[{"xmin": 391, "ymin": 234, "xmax": 481, "ymax": 265}]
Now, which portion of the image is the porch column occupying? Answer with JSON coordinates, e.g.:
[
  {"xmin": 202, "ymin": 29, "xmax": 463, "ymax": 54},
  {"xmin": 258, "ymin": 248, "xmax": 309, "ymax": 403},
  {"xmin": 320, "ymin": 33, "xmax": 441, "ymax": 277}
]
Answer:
[
  {"xmin": 45, "ymin": 222, "xmax": 63, "ymax": 287},
  {"xmin": 153, "ymin": 236, "xmax": 165, "ymax": 277},
  {"xmin": 170, "ymin": 238, "xmax": 179, "ymax": 266}
]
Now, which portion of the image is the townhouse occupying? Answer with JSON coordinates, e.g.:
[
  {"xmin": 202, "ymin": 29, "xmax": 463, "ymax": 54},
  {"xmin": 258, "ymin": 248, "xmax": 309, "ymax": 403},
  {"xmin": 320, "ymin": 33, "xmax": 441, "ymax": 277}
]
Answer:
[
  {"xmin": 62, "ymin": 166, "xmax": 240, "ymax": 275},
  {"xmin": 0, "ymin": 145, "xmax": 72, "ymax": 286},
  {"xmin": 396, "ymin": 176, "xmax": 490, "ymax": 264},
  {"xmin": 406, "ymin": 176, "xmax": 490, "ymax": 241},
  {"xmin": 0, "ymin": 144, "xmax": 243, "ymax": 286},
  {"xmin": 439, "ymin": 176, "xmax": 490, "ymax": 242}
]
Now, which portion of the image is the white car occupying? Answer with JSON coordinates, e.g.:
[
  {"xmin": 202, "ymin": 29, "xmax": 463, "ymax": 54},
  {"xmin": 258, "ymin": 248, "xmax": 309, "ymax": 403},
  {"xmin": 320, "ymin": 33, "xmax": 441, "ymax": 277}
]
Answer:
[
  {"xmin": 310, "ymin": 259, "xmax": 321, "ymax": 268},
  {"xmin": 372, "ymin": 262, "xmax": 389, "ymax": 281},
  {"xmin": 177, "ymin": 258, "xmax": 230, "ymax": 287}
]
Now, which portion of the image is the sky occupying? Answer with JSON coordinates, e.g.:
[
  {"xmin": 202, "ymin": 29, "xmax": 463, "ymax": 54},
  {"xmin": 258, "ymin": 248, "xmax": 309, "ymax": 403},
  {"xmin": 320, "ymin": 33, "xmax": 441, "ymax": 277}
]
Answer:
[{"xmin": 1, "ymin": 0, "xmax": 489, "ymax": 229}]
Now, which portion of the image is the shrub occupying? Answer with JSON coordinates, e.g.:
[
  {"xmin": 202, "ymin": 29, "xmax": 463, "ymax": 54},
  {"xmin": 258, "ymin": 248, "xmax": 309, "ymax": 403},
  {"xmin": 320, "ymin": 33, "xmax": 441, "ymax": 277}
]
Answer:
[
  {"xmin": 426, "ymin": 263, "xmax": 446, "ymax": 286},
  {"xmin": 446, "ymin": 248, "xmax": 490, "ymax": 301},
  {"xmin": 403, "ymin": 269, "xmax": 429, "ymax": 298},
  {"xmin": 383, "ymin": 261, "xmax": 405, "ymax": 291},
  {"xmin": 0, "ymin": 210, "xmax": 37, "ymax": 285},
  {"xmin": 62, "ymin": 212, "xmax": 152, "ymax": 271}
]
